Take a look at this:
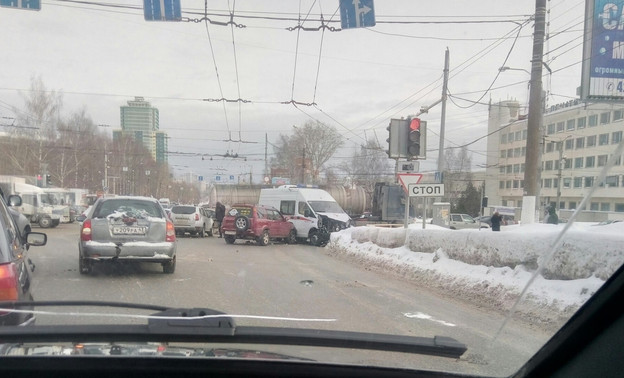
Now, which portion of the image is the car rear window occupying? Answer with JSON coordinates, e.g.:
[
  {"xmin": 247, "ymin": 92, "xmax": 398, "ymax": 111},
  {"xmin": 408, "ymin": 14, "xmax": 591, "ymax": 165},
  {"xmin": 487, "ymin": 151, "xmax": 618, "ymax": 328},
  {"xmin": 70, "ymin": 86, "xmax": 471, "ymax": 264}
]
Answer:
[
  {"xmin": 171, "ymin": 206, "xmax": 196, "ymax": 215},
  {"xmin": 94, "ymin": 199, "xmax": 162, "ymax": 219},
  {"xmin": 231, "ymin": 207, "xmax": 252, "ymax": 217}
]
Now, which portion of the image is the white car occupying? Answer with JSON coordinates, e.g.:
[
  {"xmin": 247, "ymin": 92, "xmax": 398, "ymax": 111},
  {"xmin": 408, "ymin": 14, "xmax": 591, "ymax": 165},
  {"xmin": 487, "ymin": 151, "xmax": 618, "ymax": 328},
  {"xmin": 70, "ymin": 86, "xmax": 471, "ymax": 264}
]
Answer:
[
  {"xmin": 449, "ymin": 213, "xmax": 489, "ymax": 230},
  {"xmin": 170, "ymin": 205, "xmax": 214, "ymax": 237}
]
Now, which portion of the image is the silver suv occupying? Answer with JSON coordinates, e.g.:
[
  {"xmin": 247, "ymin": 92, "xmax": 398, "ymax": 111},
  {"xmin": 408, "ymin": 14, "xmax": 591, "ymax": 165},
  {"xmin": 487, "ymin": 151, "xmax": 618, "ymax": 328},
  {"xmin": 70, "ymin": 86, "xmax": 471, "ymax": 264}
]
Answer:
[{"xmin": 170, "ymin": 205, "xmax": 214, "ymax": 237}]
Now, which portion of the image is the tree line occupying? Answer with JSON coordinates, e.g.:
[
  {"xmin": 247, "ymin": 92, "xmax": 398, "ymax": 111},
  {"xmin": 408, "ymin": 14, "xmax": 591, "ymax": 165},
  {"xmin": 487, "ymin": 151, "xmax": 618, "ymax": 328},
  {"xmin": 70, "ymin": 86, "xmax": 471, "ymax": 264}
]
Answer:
[{"xmin": 0, "ymin": 76, "xmax": 197, "ymax": 203}]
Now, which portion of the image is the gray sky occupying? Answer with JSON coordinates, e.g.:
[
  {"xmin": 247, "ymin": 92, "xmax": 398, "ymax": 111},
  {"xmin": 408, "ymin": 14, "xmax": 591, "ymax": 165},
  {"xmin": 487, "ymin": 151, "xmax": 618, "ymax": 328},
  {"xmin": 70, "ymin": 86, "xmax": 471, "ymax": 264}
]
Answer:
[{"xmin": 0, "ymin": 0, "xmax": 586, "ymax": 182}]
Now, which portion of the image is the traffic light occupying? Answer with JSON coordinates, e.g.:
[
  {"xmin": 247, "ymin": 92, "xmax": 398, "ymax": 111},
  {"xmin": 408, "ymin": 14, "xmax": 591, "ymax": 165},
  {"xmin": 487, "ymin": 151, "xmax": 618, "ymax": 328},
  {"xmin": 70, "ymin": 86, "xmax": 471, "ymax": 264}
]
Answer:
[
  {"xmin": 407, "ymin": 118, "xmax": 422, "ymax": 159},
  {"xmin": 45, "ymin": 174, "xmax": 51, "ymax": 187},
  {"xmin": 386, "ymin": 123, "xmax": 393, "ymax": 157},
  {"xmin": 386, "ymin": 119, "xmax": 408, "ymax": 158}
]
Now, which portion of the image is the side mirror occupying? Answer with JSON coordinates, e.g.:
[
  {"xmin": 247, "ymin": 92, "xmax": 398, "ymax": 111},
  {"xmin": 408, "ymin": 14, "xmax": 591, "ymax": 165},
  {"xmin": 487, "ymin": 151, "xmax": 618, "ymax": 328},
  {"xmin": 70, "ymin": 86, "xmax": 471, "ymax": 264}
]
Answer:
[
  {"xmin": 76, "ymin": 215, "xmax": 87, "ymax": 222},
  {"xmin": 27, "ymin": 232, "xmax": 47, "ymax": 247},
  {"xmin": 8, "ymin": 194, "xmax": 22, "ymax": 207}
]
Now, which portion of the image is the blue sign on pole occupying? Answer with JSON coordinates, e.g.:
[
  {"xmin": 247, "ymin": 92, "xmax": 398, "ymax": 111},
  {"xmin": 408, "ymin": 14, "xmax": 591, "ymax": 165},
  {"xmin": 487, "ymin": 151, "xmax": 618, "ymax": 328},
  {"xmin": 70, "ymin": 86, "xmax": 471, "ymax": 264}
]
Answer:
[
  {"xmin": 0, "ymin": 0, "xmax": 41, "ymax": 10},
  {"xmin": 143, "ymin": 0, "xmax": 181, "ymax": 22},
  {"xmin": 582, "ymin": 0, "xmax": 624, "ymax": 100},
  {"xmin": 339, "ymin": 0, "xmax": 375, "ymax": 29},
  {"xmin": 198, "ymin": 176, "xmax": 203, "ymax": 182}
]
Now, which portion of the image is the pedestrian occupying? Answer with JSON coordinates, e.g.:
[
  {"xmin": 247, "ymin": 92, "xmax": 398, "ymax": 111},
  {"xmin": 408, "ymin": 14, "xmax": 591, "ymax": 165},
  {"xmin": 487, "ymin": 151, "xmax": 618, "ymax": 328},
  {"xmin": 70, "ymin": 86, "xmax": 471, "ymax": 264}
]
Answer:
[
  {"xmin": 215, "ymin": 201, "xmax": 225, "ymax": 238},
  {"xmin": 490, "ymin": 211, "xmax": 502, "ymax": 231},
  {"xmin": 546, "ymin": 206, "xmax": 559, "ymax": 224}
]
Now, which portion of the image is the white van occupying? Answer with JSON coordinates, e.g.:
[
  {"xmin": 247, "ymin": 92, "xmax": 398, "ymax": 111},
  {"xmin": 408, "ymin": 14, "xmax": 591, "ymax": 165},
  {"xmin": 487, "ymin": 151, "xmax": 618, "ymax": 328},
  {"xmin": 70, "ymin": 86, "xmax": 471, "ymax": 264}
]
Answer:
[{"xmin": 258, "ymin": 185, "xmax": 352, "ymax": 245}]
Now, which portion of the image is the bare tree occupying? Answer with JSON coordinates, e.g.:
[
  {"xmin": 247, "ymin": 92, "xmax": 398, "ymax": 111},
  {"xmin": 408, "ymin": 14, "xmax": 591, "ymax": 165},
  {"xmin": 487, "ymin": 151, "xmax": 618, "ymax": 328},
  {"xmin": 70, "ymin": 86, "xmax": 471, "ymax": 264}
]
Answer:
[
  {"xmin": 10, "ymin": 75, "xmax": 64, "ymax": 176},
  {"xmin": 443, "ymin": 146, "xmax": 473, "ymax": 210},
  {"xmin": 51, "ymin": 108, "xmax": 100, "ymax": 187},
  {"xmin": 340, "ymin": 138, "xmax": 393, "ymax": 195},
  {"xmin": 272, "ymin": 120, "xmax": 343, "ymax": 185}
]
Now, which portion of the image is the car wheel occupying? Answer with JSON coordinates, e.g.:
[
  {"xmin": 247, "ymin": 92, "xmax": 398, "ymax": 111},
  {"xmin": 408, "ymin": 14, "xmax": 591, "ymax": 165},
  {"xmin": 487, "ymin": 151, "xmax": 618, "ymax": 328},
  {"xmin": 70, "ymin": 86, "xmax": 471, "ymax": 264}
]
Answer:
[
  {"xmin": 257, "ymin": 230, "xmax": 269, "ymax": 246},
  {"xmin": 287, "ymin": 229, "xmax": 297, "ymax": 244},
  {"xmin": 309, "ymin": 231, "xmax": 320, "ymax": 246},
  {"xmin": 39, "ymin": 217, "xmax": 51, "ymax": 228},
  {"xmin": 224, "ymin": 235, "xmax": 236, "ymax": 244},
  {"xmin": 163, "ymin": 256, "xmax": 176, "ymax": 274},
  {"xmin": 235, "ymin": 216, "xmax": 250, "ymax": 231}
]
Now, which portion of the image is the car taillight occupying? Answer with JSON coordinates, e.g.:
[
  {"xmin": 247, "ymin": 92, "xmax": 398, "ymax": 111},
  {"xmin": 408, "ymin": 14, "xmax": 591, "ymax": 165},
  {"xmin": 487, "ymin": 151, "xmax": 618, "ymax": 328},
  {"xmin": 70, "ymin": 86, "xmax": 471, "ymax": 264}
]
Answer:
[
  {"xmin": 80, "ymin": 219, "xmax": 92, "ymax": 242},
  {"xmin": 0, "ymin": 263, "xmax": 19, "ymax": 302},
  {"xmin": 166, "ymin": 221, "xmax": 176, "ymax": 242},
  {"xmin": 195, "ymin": 213, "xmax": 200, "ymax": 221}
]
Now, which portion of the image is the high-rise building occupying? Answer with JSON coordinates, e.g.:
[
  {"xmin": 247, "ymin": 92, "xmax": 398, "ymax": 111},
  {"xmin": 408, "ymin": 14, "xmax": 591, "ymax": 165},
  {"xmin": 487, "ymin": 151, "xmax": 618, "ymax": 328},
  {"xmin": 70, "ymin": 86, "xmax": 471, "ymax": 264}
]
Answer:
[{"xmin": 114, "ymin": 97, "xmax": 167, "ymax": 163}]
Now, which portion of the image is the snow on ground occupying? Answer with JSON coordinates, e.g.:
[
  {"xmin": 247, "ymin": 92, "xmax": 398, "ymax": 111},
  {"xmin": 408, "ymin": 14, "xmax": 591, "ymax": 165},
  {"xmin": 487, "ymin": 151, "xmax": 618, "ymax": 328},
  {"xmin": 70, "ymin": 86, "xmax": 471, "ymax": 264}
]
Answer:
[{"xmin": 327, "ymin": 222, "xmax": 624, "ymax": 329}]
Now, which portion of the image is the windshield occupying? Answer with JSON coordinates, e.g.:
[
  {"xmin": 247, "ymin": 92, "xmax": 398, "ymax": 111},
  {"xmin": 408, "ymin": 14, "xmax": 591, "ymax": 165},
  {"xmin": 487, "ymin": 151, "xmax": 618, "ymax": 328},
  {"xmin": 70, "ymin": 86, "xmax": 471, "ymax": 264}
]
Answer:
[
  {"xmin": 308, "ymin": 201, "xmax": 345, "ymax": 214},
  {"xmin": 0, "ymin": 1, "xmax": 623, "ymax": 377}
]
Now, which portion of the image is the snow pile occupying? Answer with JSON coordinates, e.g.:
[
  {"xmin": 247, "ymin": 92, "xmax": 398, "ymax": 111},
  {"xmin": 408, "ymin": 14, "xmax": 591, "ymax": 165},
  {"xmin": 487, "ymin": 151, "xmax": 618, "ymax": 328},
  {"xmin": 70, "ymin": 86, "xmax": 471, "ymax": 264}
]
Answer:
[{"xmin": 328, "ymin": 222, "xmax": 624, "ymax": 328}]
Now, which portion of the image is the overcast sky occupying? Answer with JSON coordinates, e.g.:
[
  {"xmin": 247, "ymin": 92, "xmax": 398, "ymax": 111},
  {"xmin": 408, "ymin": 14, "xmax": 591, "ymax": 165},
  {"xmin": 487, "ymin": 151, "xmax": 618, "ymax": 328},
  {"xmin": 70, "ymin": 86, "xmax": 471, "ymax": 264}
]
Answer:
[{"xmin": 0, "ymin": 0, "xmax": 586, "ymax": 182}]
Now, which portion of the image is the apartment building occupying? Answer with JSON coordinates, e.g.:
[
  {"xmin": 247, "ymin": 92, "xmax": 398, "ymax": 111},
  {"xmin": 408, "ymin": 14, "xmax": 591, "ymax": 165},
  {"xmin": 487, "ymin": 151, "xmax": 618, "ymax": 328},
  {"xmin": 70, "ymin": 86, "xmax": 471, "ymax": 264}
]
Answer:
[{"xmin": 486, "ymin": 99, "xmax": 624, "ymax": 212}]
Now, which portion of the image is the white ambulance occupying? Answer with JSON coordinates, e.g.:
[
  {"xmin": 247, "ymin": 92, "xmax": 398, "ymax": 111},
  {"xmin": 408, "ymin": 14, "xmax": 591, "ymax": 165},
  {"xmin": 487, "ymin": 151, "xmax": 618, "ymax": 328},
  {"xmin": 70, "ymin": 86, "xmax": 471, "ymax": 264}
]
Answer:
[{"xmin": 258, "ymin": 185, "xmax": 352, "ymax": 246}]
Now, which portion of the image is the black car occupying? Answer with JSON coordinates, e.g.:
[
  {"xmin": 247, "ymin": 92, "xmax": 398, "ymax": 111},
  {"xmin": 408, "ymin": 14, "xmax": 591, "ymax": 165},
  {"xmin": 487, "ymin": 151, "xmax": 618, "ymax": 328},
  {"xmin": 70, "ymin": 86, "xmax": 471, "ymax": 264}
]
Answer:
[{"xmin": 0, "ymin": 193, "xmax": 47, "ymax": 326}]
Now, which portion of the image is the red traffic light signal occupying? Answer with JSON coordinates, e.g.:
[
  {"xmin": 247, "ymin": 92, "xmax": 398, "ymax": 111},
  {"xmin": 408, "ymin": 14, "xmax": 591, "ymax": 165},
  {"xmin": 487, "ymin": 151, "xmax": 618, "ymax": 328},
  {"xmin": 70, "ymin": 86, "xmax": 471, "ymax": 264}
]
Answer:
[
  {"xmin": 409, "ymin": 118, "xmax": 421, "ymax": 131},
  {"xmin": 407, "ymin": 118, "xmax": 421, "ymax": 158}
]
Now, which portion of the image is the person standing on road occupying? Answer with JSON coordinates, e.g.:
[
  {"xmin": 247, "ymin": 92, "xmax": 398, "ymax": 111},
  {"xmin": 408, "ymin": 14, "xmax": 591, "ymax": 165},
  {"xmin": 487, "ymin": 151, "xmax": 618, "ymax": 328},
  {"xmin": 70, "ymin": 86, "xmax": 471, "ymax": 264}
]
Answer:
[
  {"xmin": 490, "ymin": 211, "xmax": 502, "ymax": 232},
  {"xmin": 215, "ymin": 201, "xmax": 226, "ymax": 238}
]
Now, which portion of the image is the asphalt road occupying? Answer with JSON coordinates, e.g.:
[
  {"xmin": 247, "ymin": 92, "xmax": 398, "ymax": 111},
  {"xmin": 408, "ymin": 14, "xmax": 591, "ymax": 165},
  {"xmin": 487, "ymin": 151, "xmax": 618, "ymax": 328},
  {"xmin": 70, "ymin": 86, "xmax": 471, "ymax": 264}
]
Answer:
[{"xmin": 25, "ymin": 223, "xmax": 552, "ymax": 376}]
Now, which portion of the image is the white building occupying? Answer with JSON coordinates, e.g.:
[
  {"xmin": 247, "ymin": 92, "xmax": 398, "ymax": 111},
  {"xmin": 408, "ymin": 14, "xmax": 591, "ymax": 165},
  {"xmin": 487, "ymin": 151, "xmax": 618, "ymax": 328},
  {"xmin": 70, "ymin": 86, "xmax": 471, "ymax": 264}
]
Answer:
[{"xmin": 486, "ymin": 99, "xmax": 624, "ymax": 213}]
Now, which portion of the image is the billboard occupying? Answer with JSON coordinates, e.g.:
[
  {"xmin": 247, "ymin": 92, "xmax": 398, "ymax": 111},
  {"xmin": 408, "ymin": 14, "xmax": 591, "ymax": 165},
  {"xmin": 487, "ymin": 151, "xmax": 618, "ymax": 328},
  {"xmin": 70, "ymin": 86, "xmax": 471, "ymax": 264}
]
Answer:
[{"xmin": 581, "ymin": 0, "xmax": 624, "ymax": 101}]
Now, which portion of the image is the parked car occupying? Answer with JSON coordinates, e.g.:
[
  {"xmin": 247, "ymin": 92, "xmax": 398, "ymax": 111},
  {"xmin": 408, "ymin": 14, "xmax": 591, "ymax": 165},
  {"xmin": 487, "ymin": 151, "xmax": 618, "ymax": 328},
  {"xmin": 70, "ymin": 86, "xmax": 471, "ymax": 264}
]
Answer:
[
  {"xmin": 221, "ymin": 204, "xmax": 297, "ymax": 246},
  {"xmin": 170, "ymin": 205, "xmax": 213, "ymax": 237},
  {"xmin": 0, "ymin": 192, "xmax": 47, "ymax": 325},
  {"xmin": 78, "ymin": 196, "xmax": 176, "ymax": 274},
  {"xmin": 449, "ymin": 213, "xmax": 489, "ymax": 230}
]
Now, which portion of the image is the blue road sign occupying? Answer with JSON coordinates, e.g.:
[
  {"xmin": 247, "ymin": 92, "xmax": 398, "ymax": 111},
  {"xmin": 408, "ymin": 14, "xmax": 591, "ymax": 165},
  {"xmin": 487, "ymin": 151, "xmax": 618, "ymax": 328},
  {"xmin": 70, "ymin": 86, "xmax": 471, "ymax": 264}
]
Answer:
[
  {"xmin": 144, "ymin": 0, "xmax": 181, "ymax": 22},
  {"xmin": 198, "ymin": 176, "xmax": 203, "ymax": 182},
  {"xmin": 0, "ymin": 0, "xmax": 41, "ymax": 10},
  {"xmin": 339, "ymin": 0, "xmax": 375, "ymax": 29}
]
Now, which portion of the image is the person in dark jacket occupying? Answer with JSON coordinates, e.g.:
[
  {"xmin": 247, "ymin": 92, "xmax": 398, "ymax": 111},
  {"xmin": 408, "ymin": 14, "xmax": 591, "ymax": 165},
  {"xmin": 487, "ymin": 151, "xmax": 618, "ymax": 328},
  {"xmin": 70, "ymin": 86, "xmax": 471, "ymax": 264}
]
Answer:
[
  {"xmin": 490, "ymin": 211, "xmax": 502, "ymax": 231},
  {"xmin": 215, "ymin": 202, "xmax": 226, "ymax": 237},
  {"xmin": 545, "ymin": 206, "xmax": 559, "ymax": 224}
]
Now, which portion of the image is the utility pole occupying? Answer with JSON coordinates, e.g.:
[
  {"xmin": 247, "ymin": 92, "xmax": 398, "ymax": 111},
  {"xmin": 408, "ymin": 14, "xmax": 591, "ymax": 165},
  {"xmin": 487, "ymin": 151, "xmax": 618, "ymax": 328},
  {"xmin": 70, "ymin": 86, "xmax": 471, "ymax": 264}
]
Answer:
[
  {"xmin": 438, "ymin": 48, "xmax": 449, "ymax": 174},
  {"xmin": 523, "ymin": 0, "xmax": 547, "ymax": 222},
  {"xmin": 556, "ymin": 141, "xmax": 565, "ymax": 212},
  {"xmin": 301, "ymin": 148, "xmax": 306, "ymax": 185},
  {"xmin": 104, "ymin": 144, "xmax": 109, "ymax": 194}
]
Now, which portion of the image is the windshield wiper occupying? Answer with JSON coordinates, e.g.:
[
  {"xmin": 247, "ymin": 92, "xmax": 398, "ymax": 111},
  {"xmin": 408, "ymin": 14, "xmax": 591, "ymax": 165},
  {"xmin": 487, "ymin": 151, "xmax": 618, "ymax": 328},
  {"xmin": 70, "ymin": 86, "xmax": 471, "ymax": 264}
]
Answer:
[{"xmin": 0, "ymin": 301, "xmax": 466, "ymax": 359}]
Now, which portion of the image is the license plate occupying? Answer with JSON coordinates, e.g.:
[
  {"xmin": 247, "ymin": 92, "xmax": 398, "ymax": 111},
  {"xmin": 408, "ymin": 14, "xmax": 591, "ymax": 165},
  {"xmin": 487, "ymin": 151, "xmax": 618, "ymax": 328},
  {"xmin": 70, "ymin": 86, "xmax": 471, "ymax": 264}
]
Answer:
[
  {"xmin": 224, "ymin": 231, "xmax": 236, "ymax": 235},
  {"xmin": 113, "ymin": 226, "xmax": 147, "ymax": 235}
]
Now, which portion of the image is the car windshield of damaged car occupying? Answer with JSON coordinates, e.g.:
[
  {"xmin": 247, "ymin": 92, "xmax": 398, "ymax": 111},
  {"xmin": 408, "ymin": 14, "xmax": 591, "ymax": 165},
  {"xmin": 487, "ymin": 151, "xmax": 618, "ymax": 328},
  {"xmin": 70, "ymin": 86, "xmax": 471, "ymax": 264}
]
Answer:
[{"xmin": 307, "ymin": 201, "xmax": 345, "ymax": 214}]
